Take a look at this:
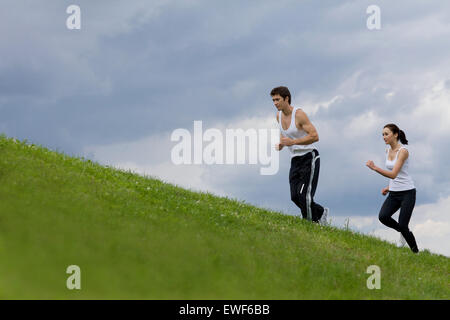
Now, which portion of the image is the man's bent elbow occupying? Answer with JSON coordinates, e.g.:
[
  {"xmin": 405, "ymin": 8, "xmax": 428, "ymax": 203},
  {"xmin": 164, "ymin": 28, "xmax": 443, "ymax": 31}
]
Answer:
[{"xmin": 313, "ymin": 133, "xmax": 319, "ymax": 143}]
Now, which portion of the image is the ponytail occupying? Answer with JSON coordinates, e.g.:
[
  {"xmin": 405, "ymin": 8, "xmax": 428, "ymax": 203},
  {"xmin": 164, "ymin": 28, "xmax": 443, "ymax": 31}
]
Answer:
[
  {"xmin": 384, "ymin": 123, "xmax": 409, "ymax": 145},
  {"xmin": 398, "ymin": 130, "xmax": 408, "ymax": 145}
]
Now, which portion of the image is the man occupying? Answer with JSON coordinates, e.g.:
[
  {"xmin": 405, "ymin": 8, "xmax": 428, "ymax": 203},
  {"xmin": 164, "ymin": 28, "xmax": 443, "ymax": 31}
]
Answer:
[{"xmin": 271, "ymin": 86, "xmax": 329, "ymax": 225}]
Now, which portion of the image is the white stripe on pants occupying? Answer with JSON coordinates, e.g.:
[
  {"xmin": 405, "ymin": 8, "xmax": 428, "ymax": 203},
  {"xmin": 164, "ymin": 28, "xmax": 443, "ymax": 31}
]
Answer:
[{"xmin": 306, "ymin": 153, "xmax": 320, "ymax": 221}]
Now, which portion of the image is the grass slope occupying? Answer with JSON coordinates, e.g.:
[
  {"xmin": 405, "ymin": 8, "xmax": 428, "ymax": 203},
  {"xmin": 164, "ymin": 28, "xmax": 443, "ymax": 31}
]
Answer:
[{"xmin": 0, "ymin": 134, "xmax": 448, "ymax": 299}]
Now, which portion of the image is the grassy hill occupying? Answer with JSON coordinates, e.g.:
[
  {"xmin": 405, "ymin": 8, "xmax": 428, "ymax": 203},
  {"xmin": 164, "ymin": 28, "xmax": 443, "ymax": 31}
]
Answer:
[{"xmin": 0, "ymin": 134, "xmax": 448, "ymax": 299}]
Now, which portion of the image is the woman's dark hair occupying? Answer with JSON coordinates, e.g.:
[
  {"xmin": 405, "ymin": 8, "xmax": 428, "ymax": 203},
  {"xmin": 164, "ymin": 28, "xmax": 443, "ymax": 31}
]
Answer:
[
  {"xmin": 384, "ymin": 123, "xmax": 408, "ymax": 145},
  {"xmin": 270, "ymin": 86, "xmax": 291, "ymax": 104}
]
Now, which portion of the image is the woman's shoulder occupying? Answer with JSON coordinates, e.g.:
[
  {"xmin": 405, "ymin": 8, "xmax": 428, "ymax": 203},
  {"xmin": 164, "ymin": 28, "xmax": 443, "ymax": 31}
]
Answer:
[
  {"xmin": 398, "ymin": 146, "xmax": 410, "ymax": 159},
  {"xmin": 399, "ymin": 144, "xmax": 410, "ymax": 153}
]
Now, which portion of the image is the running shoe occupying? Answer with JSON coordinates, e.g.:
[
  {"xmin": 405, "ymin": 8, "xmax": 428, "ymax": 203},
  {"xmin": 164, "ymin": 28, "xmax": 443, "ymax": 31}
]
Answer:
[
  {"xmin": 398, "ymin": 233, "xmax": 407, "ymax": 247},
  {"xmin": 319, "ymin": 207, "xmax": 329, "ymax": 226}
]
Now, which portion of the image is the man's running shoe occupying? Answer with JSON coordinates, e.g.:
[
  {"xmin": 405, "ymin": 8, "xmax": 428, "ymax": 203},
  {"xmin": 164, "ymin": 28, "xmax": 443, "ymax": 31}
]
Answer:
[{"xmin": 319, "ymin": 207, "xmax": 329, "ymax": 226}]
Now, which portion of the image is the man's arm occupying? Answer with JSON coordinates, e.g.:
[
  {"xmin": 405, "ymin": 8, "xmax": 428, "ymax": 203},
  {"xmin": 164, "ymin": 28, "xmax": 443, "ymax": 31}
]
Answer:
[
  {"xmin": 276, "ymin": 112, "xmax": 284, "ymax": 151},
  {"xmin": 280, "ymin": 109, "xmax": 319, "ymax": 146}
]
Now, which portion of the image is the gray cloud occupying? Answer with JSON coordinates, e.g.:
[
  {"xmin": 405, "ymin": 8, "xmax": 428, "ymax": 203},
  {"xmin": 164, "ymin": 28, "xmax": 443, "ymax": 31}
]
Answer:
[{"xmin": 2, "ymin": 0, "xmax": 450, "ymax": 227}]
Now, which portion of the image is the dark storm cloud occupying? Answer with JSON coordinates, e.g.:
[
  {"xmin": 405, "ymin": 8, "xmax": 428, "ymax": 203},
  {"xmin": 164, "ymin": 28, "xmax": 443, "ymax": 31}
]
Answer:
[{"xmin": 1, "ymin": 0, "xmax": 450, "ymax": 219}]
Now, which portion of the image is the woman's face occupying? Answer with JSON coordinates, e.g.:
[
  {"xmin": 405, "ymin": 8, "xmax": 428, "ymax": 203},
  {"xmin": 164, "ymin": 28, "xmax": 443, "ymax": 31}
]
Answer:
[{"xmin": 382, "ymin": 127, "xmax": 398, "ymax": 145}]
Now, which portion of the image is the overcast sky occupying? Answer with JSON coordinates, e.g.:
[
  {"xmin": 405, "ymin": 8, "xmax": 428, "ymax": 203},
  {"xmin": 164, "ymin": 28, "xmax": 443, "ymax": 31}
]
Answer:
[{"xmin": 1, "ymin": 0, "xmax": 449, "ymax": 257}]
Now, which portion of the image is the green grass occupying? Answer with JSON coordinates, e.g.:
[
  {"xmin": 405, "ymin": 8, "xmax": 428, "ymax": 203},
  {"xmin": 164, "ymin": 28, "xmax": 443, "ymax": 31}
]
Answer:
[{"xmin": 0, "ymin": 133, "xmax": 448, "ymax": 299}]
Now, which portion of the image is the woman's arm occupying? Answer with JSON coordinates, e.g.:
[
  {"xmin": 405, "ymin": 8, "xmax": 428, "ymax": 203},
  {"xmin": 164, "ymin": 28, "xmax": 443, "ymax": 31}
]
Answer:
[{"xmin": 366, "ymin": 149, "xmax": 409, "ymax": 179}]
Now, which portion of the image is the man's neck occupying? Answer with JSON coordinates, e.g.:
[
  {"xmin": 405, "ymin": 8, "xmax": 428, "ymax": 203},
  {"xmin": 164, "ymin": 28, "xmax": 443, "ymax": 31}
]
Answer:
[{"xmin": 281, "ymin": 105, "xmax": 294, "ymax": 115}]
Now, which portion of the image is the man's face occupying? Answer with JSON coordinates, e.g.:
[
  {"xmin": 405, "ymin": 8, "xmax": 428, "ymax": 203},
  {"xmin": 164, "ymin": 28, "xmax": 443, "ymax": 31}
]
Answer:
[{"xmin": 272, "ymin": 94, "xmax": 289, "ymax": 110}]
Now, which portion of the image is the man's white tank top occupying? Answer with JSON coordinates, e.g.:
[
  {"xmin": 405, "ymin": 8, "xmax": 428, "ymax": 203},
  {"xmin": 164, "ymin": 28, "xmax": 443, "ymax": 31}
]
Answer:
[
  {"xmin": 385, "ymin": 145, "xmax": 415, "ymax": 191},
  {"xmin": 278, "ymin": 107, "xmax": 315, "ymax": 158}
]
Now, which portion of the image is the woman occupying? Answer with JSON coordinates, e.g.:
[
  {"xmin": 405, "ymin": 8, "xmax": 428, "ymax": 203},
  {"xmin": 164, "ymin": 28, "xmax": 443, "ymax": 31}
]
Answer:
[{"xmin": 366, "ymin": 124, "xmax": 419, "ymax": 253}]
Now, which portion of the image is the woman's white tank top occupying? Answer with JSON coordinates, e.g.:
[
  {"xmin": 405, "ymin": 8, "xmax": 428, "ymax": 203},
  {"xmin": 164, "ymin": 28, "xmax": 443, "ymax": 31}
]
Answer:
[
  {"xmin": 278, "ymin": 107, "xmax": 315, "ymax": 158},
  {"xmin": 385, "ymin": 145, "xmax": 415, "ymax": 191}
]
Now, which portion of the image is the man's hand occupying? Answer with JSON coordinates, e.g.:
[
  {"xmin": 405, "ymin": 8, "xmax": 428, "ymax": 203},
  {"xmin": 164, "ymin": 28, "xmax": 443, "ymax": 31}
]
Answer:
[
  {"xmin": 280, "ymin": 136, "xmax": 294, "ymax": 147},
  {"xmin": 275, "ymin": 143, "xmax": 284, "ymax": 151},
  {"xmin": 381, "ymin": 187, "xmax": 389, "ymax": 196}
]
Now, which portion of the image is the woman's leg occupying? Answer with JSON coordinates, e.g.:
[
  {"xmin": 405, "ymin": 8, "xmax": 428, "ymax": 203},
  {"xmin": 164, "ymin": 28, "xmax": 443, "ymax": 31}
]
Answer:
[
  {"xmin": 378, "ymin": 193, "xmax": 402, "ymax": 231},
  {"xmin": 398, "ymin": 189, "xmax": 419, "ymax": 253}
]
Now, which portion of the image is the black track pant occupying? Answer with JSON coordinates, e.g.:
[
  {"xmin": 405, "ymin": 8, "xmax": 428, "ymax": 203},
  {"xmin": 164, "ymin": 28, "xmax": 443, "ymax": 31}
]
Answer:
[
  {"xmin": 379, "ymin": 189, "xmax": 418, "ymax": 252},
  {"xmin": 289, "ymin": 150, "xmax": 324, "ymax": 222}
]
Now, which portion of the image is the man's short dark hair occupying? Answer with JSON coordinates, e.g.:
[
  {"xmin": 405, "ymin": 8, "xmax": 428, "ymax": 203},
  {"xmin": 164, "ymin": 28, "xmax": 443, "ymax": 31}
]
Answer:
[{"xmin": 270, "ymin": 86, "xmax": 291, "ymax": 104}]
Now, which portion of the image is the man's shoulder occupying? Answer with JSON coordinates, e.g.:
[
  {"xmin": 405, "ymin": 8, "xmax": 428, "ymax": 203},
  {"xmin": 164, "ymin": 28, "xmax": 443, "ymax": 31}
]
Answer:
[{"xmin": 294, "ymin": 107, "xmax": 308, "ymax": 119}]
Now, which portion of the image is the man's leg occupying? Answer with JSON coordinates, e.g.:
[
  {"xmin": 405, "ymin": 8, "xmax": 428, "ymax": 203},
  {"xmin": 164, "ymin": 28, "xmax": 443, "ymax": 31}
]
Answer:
[
  {"xmin": 307, "ymin": 150, "xmax": 324, "ymax": 222},
  {"xmin": 289, "ymin": 151, "xmax": 324, "ymax": 222},
  {"xmin": 289, "ymin": 156, "xmax": 309, "ymax": 219},
  {"xmin": 290, "ymin": 181, "xmax": 307, "ymax": 219}
]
